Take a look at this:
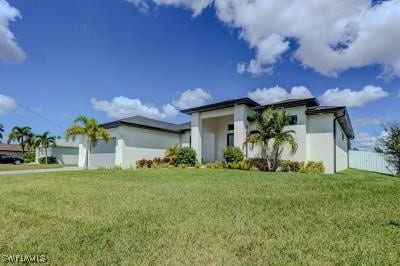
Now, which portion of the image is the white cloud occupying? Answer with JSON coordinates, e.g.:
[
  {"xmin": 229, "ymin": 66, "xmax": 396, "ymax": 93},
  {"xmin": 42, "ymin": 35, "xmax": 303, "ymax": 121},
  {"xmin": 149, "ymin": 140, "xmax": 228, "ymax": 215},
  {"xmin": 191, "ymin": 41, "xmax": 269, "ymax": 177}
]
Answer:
[
  {"xmin": 172, "ymin": 88, "xmax": 212, "ymax": 109},
  {"xmin": 125, "ymin": 0, "xmax": 150, "ymax": 13},
  {"xmin": 247, "ymin": 85, "xmax": 313, "ymax": 105},
  {"xmin": 91, "ymin": 96, "xmax": 178, "ymax": 120},
  {"xmin": 353, "ymin": 117, "xmax": 383, "ymax": 128},
  {"xmin": 0, "ymin": 0, "xmax": 25, "ymax": 63},
  {"xmin": 128, "ymin": 0, "xmax": 400, "ymax": 78},
  {"xmin": 352, "ymin": 131, "xmax": 387, "ymax": 151},
  {"xmin": 0, "ymin": 94, "xmax": 16, "ymax": 115},
  {"xmin": 319, "ymin": 85, "xmax": 388, "ymax": 107}
]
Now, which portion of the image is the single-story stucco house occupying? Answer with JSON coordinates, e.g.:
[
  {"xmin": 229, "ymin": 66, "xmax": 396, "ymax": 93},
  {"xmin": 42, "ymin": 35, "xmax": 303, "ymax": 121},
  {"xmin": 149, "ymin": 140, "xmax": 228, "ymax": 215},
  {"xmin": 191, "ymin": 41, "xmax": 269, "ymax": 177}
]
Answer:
[{"xmin": 78, "ymin": 97, "xmax": 354, "ymax": 173}]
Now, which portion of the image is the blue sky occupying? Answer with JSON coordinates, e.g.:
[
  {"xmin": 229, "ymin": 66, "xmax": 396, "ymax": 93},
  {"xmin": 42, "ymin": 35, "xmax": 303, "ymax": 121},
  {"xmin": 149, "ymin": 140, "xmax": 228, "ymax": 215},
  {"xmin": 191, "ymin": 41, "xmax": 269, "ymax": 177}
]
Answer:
[{"xmin": 0, "ymin": 0, "xmax": 399, "ymax": 150}]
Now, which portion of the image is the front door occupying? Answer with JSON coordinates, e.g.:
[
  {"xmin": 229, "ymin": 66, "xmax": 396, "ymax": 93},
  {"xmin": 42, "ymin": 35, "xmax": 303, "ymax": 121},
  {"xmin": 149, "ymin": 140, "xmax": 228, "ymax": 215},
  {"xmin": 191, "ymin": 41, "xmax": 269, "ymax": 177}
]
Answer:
[{"xmin": 202, "ymin": 132, "xmax": 215, "ymax": 163}]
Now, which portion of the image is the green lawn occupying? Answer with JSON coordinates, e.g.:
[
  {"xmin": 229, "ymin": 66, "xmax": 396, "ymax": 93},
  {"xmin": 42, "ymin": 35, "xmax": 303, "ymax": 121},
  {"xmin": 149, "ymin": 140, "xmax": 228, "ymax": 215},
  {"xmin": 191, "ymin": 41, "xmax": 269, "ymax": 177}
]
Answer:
[
  {"xmin": 0, "ymin": 164, "xmax": 74, "ymax": 172},
  {"xmin": 0, "ymin": 169, "xmax": 399, "ymax": 264}
]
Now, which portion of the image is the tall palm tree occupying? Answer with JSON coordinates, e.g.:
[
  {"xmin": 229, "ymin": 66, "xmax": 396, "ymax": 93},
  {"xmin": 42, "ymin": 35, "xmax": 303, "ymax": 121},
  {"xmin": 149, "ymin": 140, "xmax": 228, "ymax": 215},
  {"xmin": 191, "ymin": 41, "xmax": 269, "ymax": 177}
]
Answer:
[
  {"xmin": 8, "ymin": 126, "xmax": 32, "ymax": 155},
  {"xmin": 65, "ymin": 115, "xmax": 110, "ymax": 170},
  {"xmin": 35, "ymin": 132, "xmax": 56, "ymax": 164},
  {"xmin": 0, "ymin": 124, "xmax": 3, "ymax": 143},
  {"xmin": 25, "ymin": 131, "xmax": 37, "ymax": 152},
  {"xmin": 247, "ymin": 107, "xmax": 298, "ymax": 171}
]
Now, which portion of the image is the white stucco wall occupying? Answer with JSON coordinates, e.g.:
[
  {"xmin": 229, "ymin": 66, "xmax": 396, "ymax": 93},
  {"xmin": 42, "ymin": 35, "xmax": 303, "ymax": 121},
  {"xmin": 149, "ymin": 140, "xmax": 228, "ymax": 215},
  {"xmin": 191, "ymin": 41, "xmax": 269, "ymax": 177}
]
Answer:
[
  {"xmin": 180, "ymin": 130, "xmax": 191, "ymax": 147},
  {"xmin": 306, "ymin": 113, "xmax": 335, "ymax": 173},
  {"xmin": 118, "ymin": 126, "xmax": 181, "ymax": 168},
  {"xmin": 335, "ymin": 121, "xmax": 349, "ymax": 172}
]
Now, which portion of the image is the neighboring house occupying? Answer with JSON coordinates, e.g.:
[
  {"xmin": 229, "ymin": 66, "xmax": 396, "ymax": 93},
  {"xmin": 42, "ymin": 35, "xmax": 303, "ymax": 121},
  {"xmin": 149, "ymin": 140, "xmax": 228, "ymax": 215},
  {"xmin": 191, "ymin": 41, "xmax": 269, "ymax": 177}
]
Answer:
[
  {"xmin": 0, "ymin": 144, "xmax": 23, "ymax": 157},
  {"xmin": 78, "ymin": 97, "xmax": 354, "ymax": 173},
  {"xmin": 36, "ymin": 139, "xmax": 79, "ymax": 165}
]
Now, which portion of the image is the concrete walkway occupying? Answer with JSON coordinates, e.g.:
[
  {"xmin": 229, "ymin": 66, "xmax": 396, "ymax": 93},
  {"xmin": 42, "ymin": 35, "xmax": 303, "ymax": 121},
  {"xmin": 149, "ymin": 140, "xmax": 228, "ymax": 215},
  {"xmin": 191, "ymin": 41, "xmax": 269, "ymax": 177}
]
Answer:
[{"xmin": 0, "ymin": 166, "xmax": 83, "ymax": 175}]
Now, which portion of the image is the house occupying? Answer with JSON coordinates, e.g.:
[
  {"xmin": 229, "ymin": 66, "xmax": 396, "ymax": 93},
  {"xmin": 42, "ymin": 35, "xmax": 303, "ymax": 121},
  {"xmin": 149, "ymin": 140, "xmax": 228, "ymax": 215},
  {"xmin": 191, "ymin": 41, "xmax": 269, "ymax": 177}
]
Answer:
[
  {"xmin": 0, "ymin": 144, "xmax": 23, "ymax": 157},
  {"xmin": 78, "ymin": 97, "xmax": 354, "ymax": 173}
]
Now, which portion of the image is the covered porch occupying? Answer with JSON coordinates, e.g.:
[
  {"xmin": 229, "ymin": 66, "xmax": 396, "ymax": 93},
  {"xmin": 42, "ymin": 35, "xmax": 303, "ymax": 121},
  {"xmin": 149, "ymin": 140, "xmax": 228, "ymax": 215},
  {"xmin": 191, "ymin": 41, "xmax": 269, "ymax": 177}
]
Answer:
[{"xmin": 190, "ymin": 105, "xmax": 250, "ymax": 163}]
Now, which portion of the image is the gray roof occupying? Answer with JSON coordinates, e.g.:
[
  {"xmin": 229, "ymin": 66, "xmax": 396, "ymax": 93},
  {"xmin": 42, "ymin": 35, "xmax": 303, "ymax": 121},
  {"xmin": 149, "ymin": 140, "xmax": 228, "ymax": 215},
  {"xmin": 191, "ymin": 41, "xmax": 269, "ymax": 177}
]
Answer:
[
  {"xmin": 181, "ymin": 97, "xmax": 260, "ymax": 114},
  {"xmin": 255, "ymin": 98, "xmax": 319, "ymax": 110},
  {"xmin": 101, "ymin": 116, "xmax": 191, "ymax": 133}
]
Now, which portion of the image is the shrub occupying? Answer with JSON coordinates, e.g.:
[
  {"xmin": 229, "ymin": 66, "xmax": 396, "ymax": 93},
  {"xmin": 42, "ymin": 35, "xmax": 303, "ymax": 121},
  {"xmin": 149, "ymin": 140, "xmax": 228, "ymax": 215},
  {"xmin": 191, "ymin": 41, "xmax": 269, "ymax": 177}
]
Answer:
[
  {"xmin": 227, "ymin": 161, "xmax": 251, "ymax": 170},
  {"xmin": 23, "ymin": 151, "xmax": 35, "ymax": 163},
  {"xmin": 39, "ymin": 156, "xmax": 57, "ymax": 164},
  {"xmin": 279, "ymin": 160, "xmax": 304, "ymax": 172},
  {"xmin": 246, "ymin": 158, "xmax": 269, "ymax": 171},
  {"xmin": 176, "ymin": 147, "xmax": 197, "ymax": 166},
  {"xmin": 165, "ymin": 144, "xmax": 180, "ymax": 165},
  {"xmin": 300, "ymin": 161, "xmax": 325, "ymax": 174},
  {"xmin": 136, "ymin": 159, "xmax": 153, "ymax": 169},
  {"xmin": 205, "ymin": 161, "xmax": 225, "ymax": 169},
  {"xmin": 223, "ymin": 146, "xmax": 244, "ymax": 163}
]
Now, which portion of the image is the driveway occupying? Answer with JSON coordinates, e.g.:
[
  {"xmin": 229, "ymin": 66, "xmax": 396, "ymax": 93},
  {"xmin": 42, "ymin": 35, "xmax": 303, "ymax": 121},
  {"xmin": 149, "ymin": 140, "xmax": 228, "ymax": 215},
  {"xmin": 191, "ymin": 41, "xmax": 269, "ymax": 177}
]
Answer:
[{"xmin": 0, "ymin": 166, "xmax": 83, "ymax": 175}]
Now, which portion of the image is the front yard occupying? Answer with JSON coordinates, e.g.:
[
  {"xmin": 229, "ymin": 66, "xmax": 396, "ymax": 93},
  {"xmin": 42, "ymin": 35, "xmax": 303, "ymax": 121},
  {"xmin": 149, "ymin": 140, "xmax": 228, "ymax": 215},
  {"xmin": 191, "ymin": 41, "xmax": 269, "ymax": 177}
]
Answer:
[{"xmin": 0, "ymin": 169, "xmax": 399, "ymax": 264}]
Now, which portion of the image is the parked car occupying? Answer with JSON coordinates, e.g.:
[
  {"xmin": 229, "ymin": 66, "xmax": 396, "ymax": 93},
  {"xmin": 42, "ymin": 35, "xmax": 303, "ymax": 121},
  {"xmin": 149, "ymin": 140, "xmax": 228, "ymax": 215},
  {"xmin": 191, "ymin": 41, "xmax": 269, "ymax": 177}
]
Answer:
[{"xmin": 0, "ymin": 154, "xmax": 24, "ymax": 164}]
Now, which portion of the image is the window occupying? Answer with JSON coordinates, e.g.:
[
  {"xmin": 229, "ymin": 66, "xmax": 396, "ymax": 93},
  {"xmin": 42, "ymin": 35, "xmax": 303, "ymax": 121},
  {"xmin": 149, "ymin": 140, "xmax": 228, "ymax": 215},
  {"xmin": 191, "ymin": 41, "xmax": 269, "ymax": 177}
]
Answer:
[
  {"xmin": 227, "ymin": 124, "xmax": 234, "ymax": 131},
  {"xmin": 289, "ymin": 115, "xmax": 298, "ymax": 125},
  {"xmin": 227, "ymin": 133, "xmax": 234, "ymax": 146}
]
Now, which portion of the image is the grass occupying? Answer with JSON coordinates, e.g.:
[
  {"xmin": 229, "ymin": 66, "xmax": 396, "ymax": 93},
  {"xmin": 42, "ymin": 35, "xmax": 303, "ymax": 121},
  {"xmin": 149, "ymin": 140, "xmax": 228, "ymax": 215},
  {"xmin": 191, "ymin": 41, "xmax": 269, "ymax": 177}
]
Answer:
[
  {"xmin": 0, "ymin": 169, "xmax": 399, "ymax": 264},
  {"xmin": 0, "ymin": 164, "xmax": 74, "ymax": 172}
]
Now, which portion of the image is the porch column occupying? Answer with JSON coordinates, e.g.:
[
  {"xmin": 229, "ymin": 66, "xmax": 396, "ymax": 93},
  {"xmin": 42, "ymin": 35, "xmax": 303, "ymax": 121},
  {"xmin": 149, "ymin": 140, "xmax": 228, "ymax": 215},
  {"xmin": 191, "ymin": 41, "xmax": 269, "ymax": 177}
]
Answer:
[
  {"xmin": 234, "ymin": 105, "xmax": 249, "ymax": 154},
  {"xmin": 115, "ymin": 136, "xmax": 125, "ymax": 167},
  {"xmin": 191, "ymin": 112, "xmax": 202, "ymax": 163}
]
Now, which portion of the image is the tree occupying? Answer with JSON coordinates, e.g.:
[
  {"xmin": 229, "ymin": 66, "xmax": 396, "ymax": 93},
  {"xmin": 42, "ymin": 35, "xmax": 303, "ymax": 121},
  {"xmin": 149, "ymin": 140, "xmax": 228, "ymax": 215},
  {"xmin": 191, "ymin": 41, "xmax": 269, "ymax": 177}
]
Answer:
[
  {"xmin": 374, "ymin": 146, "xmax": 384, "ymax": 153},
  {"xmin": 0, "ymin": 124, "xmax": 3, "ymax": 143},
  {"xmin": 247, "ymin": 107, "xmax": 298, "ymax": 171},
  {"xmin": 7, "ymin": 126, "xmax": 33, "ymax": 155},
  {"xmin": 270, "ymin": 110, "xmax": 298, "ymax": 171},
  {"xmin": 380, "ymin": 122, "xmax": 400, "ymax": 176},
  {"xmin": 65, "ymin": 115, "xmax": 110, "ymax": 170},
  {"xmin": 35, "ymin": 132, "xmax": 56, "ymax": 164}
]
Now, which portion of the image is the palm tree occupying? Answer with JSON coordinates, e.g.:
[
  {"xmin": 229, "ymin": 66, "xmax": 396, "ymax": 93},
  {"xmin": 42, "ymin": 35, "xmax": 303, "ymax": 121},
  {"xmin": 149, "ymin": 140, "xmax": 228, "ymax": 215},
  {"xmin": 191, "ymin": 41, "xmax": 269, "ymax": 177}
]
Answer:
[
  {"xmin": 246, "ymin": 108, "xmax": 277, "ymax": 164},
  {"xmin": 8, "ymin": 126, "xmax": 33, "ymax": 155},
  {"xmin": 25, "ymin": 131, "xmax": 37, "ymax": 152},
  {"xmin": 269, "ymin": 110, "xmax": 298, "ymax": 171},
  {"xmin": 35, "ymin": 132, "xmax": 56, "ymax": 164},
  {"xmin": 65, "ymin": 115, "xmax": 110, "ymax": 170},
  {"xmin": 247, "ymin": 108, "xmax": 298, "ymax": 171},
  {"xmin": 0, "ymin": 124, "xmax": 3, "ymax": 143}
]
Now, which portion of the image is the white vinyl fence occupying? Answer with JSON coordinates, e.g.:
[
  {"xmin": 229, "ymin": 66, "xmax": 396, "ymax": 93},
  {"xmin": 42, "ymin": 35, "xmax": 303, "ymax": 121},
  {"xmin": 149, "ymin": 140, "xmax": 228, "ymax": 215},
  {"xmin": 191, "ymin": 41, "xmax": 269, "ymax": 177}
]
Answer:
[{"xmin": 349, "ymin": 150, "xmax": 394, "ymax": 175}]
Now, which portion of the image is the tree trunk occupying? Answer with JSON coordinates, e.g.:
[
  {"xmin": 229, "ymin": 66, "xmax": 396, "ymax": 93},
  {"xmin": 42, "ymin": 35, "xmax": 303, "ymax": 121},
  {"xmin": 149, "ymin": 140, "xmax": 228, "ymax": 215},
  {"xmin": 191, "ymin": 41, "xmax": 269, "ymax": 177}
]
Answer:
[
  {"xmin": 21, "ymin": 137, "xmax": 25, "ymax": 155},
  {"xmin": 45, "ymin": 148, "xmax": 48, "ymax": 164}
]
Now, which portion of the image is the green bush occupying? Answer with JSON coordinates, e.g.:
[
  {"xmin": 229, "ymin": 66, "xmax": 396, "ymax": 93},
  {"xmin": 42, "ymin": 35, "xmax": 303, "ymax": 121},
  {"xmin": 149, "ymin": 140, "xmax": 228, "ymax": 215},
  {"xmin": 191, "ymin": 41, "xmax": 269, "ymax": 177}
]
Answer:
[
  {"xmin": 176, "ymin": 147, "xmax": 197, "ymax": 166},
  {"xmin": 300, "ymin": 161, "xmax": 325, "ymax": 174},
  {"xmin": 165, "ymin": 144, "xmax": 180, "ymax": 165},
  {"xmin": 279, "ymin": 160, "xmax": 304, "ymax": 172},
  {"xmin": 39, "ymin": 156, "xmax": 57, "ymax": 164},
  {"xmin": 246, "ymin": 158, "xmax": 269, "ymax": 171},
  {"xmin": 227, "ymin": 161, "xmax": 251, "ymax": 170},
  {"xmin": 223, "ymin": 146, "xmax": 244, "ymax": 163},
  {"xmin": 23, "ymin": 151, "xmax": 35, "ymax": 163}
]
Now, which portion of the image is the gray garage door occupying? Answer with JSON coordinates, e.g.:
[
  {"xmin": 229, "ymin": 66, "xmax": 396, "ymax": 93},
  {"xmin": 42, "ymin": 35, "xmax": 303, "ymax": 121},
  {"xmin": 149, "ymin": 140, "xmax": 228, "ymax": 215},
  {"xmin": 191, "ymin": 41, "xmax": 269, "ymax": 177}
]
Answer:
[
  {"xmin": 89, "ymin": 138, "xmax": 116, "ymax": 169},
  {"xmin": 52, "ymin": 147, "xmax": 79, "ymax": 164}
]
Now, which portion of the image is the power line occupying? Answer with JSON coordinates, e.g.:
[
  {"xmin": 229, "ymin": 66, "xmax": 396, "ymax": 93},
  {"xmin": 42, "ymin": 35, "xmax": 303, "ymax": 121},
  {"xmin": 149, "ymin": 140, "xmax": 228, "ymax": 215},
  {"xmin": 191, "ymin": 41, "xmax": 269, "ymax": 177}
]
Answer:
[{"xmin": 17, "ymin": 103, "xmax": 66, "ymax": 131}]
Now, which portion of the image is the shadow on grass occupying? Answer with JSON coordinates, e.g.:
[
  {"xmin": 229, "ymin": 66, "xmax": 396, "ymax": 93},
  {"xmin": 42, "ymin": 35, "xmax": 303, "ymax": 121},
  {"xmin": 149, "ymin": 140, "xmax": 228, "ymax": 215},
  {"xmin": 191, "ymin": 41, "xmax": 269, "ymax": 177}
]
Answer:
[{"xmin": 388, "ymin": 221, "xmax": 400, "ymax": 227}]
